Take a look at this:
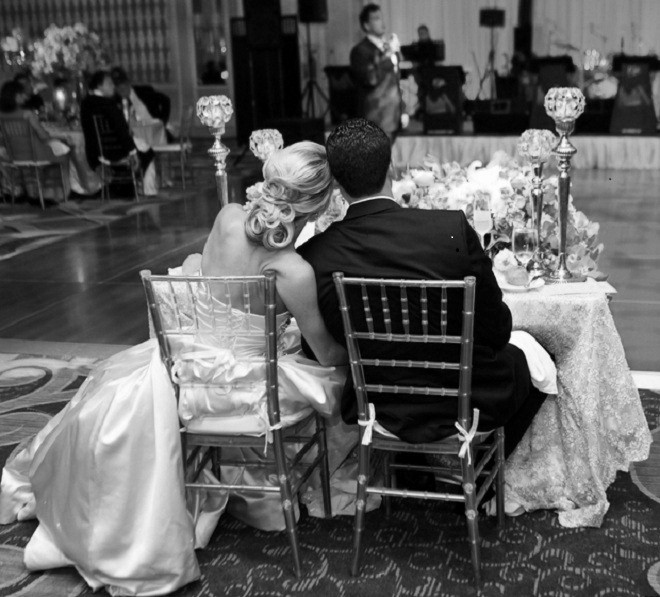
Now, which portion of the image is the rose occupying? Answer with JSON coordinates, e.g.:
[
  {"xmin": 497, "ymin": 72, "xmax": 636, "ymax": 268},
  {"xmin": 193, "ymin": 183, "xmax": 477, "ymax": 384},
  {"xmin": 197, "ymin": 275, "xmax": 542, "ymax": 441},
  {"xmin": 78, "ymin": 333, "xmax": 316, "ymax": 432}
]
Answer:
[
  {"xmin": 410, "ymin": 169, "xmax": 435, "ymax": 187},
  {"xmin": 517, "ymin": 129, "xmax": 557, "ymax": 163},
  {"xmin": 493, "ymin": 248, "xmax": 518, "ymax": 272},
  {"xmin": 392, "ymin": 178, "xmax": 417, "ymax": 203}
]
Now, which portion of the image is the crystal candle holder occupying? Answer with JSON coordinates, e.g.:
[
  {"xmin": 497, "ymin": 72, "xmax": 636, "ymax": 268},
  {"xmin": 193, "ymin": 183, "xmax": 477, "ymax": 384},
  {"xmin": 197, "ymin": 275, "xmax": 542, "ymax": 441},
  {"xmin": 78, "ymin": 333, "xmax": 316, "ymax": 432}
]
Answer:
[
  {"xmin": 543, "ymin": 87, "xmax": 586, "ymax": 283},
  {"xmin": 197, "ymin": 95, "xmax": 234, "ymax": 207},
  {"xmin": 249, "ymin": 129, "xmax": 284, "ymax": 163},
  {"xmin": 517, "ymin": 129, "xmax": 557, "ymax": 277}
]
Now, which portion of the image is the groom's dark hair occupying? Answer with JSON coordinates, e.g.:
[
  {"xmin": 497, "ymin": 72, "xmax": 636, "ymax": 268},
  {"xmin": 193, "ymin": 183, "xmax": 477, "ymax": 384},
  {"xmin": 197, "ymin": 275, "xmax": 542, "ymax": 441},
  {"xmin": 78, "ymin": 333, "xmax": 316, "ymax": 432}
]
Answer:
[{"xmin": 326, "ymin": 118, "xmax": 391, "ymax": 199}]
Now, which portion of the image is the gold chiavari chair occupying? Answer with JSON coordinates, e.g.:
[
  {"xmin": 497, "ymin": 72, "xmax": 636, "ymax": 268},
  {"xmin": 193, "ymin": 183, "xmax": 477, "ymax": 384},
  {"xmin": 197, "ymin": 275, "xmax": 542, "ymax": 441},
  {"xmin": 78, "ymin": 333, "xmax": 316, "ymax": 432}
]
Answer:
[
  {"xmin": 141, "ymin": 269, "xmax": 332, "ymax": 578},
  {"xmin": 333, "ymin": 273, "xmax": 505, "ymax": 587},
  {"xmin": 93, "ymin": 114, "xmax": 142, "ymax": 202}
]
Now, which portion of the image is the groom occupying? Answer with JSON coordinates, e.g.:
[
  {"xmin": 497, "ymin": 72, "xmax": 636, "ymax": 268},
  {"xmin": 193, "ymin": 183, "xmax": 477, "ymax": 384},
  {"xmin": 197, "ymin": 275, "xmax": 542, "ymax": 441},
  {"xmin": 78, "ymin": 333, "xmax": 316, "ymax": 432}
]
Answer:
[{"xmin": 298, "ymin": 118, "xmax": 546, "ymax": 456}]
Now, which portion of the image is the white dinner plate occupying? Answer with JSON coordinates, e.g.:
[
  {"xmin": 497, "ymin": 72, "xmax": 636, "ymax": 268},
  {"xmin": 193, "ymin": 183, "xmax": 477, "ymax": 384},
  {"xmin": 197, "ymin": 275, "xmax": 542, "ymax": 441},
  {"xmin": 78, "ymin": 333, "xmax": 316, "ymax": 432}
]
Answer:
[{"xmin": 498, "ymin": 277, "xmax": 545, "ymax": 292}]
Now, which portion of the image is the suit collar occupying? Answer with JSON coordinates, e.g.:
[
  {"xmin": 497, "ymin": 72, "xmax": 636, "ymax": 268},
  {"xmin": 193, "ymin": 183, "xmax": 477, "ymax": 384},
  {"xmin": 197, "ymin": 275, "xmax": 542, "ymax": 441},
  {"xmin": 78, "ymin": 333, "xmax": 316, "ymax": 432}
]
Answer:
[{"xmin": 343, "ymin": 197, "xmax": 401, "ymax": 221}]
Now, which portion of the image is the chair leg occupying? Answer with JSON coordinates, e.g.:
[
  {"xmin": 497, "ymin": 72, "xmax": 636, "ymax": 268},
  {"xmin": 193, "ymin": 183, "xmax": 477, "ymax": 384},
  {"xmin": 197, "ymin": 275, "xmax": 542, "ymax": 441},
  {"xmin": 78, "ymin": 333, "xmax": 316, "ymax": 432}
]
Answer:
[
  {"xmin": 211, "ymin": 447, "xmax": 222, "ymax": 479},
  {"xmin": 100, "ymin": 164, "xmax": 107, "ymax": 201},
  {"xmin": 461, "ymin": 447, "xmax": 482, "ymax": 587},
  {"xmin": 495, "ymin": 427, "xmax": 506, "ymax": 528},
  {"xmin": 180, "ymin": 150, "xmax": 186, "ymax": 190},
  {"xmin": 130, "ymin": 166, "xmax": 140, "ymax": 202},
  {"xmin": 9, "ymin": 168, "xmax": 16, "ymax": 206},
  {"xmin": 34, "ymin": 167, "xmax": 45, "ymax": 210},
  {"xmin": 382, "ymin": 452, "xmax": 393, "ymax": 518},
  {"xmin": 351, "ymin": 442, "xmax": 371, "ymax": 576},
  {"xmin": 315, "ymin": 414, "xmax": 332, "ymax": 519},
  {"xmin": 59, "ymin": 164, "xmax": 68, "ymax": 203},
  {"xmin": 271, "ymin": 430, "xmax": 302, "ymax": 578}
]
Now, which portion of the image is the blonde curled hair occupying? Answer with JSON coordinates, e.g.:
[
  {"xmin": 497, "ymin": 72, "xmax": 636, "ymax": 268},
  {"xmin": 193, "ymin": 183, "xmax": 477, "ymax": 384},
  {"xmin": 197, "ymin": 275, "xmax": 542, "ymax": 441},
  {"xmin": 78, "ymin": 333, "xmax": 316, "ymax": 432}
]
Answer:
[{"xmin": 245, "ymin": 141, "xmax": 333, "ymax": 250}]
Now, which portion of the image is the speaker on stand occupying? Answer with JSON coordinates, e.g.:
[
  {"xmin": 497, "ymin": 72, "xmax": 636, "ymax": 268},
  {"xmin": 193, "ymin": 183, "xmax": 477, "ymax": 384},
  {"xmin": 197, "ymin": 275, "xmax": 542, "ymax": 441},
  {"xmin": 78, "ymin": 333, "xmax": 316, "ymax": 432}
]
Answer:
[
  {"xmin": 299, "ymin": 0, "xmax": 330, "ymax": 119},
  {"xmin": 476, "ymin": 8, "xmax": 505, "ymax": 100},
  {"xmin": 231, "ymin": 0, "xmax": 302, "ymax": 164}
]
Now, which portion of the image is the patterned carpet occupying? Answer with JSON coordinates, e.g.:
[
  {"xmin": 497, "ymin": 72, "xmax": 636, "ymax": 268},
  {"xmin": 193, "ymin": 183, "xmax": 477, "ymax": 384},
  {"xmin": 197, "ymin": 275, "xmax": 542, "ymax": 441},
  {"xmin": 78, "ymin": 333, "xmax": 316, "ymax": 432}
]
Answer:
[
  {"xmin": 0, "ymin": 347, "xmax": 658, "ymax": 597},
  {"xmin": 0, "ymin": 188, "xmax": 196, "ymax": 262}
]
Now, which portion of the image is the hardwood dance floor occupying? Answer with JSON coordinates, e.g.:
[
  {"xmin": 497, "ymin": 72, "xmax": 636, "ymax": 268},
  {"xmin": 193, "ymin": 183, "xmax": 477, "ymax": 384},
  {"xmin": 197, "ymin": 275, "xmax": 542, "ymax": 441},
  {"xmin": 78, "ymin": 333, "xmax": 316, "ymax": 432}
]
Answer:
[{"xmin": 0, "ymin": 166, "xmax": 658, "ymax": 371}]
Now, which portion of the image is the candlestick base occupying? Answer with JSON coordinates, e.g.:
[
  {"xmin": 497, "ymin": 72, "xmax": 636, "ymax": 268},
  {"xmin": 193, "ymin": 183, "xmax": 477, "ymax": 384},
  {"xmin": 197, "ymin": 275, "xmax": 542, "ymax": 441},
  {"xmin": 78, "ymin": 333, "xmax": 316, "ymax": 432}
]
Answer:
[{"xmin": 545, "ymin": 268, "xmax": 586, "ymax": 284}]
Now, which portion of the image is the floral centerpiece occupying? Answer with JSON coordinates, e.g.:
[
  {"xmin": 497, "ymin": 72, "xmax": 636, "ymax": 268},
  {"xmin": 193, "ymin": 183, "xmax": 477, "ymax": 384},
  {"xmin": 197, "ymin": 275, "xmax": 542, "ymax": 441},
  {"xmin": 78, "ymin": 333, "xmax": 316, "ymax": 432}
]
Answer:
[
  {"xmin": 30, "ymin": 23, "xmax": 109, "ymax": 80},
  {"xmin": 389, "ymin": 151, "xmax": 603, "ymax": 275}
]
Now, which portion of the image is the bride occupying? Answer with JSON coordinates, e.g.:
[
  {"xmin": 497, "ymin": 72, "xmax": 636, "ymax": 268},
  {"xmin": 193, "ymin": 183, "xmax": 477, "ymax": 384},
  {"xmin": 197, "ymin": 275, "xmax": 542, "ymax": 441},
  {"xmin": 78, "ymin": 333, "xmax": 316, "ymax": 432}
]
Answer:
[{"xmin": 0, "ymin": 142, "xmax": 352, "ymax": 596}]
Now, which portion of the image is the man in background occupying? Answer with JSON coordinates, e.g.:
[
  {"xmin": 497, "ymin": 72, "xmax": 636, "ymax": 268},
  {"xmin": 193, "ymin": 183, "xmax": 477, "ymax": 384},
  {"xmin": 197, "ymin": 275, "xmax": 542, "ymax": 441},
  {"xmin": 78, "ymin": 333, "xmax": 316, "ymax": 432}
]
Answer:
[
  {"xmin": 111, "ymin": 67, "xmax": 172, "ymax": 139},
  {"xmin": 80, "ymin": 70, "xmax": 156, "ymax": 195},
  {"xmin": 350, "ymin": 3, "xmax": 403, "ymax": 138}
]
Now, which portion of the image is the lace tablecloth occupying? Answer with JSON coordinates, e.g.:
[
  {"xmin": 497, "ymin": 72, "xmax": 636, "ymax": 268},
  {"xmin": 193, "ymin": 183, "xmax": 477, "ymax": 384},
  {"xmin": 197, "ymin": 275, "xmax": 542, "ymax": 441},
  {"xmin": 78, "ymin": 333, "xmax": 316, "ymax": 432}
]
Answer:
[{"xmin": 503, "ymin": 285, "xmax": 652, "ymax": 527}]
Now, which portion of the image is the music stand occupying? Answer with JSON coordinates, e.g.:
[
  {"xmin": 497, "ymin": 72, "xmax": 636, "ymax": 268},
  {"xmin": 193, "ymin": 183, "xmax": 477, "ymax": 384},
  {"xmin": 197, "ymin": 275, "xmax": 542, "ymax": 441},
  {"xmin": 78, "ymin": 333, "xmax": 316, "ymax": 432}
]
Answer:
[{"xmin": 476, "ymin": 8, "xmax": 505, "ymax": 100}]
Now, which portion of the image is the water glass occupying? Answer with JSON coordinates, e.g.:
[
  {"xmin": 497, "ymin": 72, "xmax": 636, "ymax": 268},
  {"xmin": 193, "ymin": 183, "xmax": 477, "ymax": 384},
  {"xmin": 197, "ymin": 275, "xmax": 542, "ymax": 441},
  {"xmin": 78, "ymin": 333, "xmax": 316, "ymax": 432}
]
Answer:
[{"xmin": 512, "ymin": 227, "xmax": 539, "ymax": 267}]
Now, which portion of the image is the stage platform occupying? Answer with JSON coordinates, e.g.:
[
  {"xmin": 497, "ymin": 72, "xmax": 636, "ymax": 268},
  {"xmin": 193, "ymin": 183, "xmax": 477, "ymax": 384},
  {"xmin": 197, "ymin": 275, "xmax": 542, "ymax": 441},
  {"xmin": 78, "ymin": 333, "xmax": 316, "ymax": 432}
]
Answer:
[{"xmin": 393, "ymin": 134, "xmax": 660, "ymax": 170}]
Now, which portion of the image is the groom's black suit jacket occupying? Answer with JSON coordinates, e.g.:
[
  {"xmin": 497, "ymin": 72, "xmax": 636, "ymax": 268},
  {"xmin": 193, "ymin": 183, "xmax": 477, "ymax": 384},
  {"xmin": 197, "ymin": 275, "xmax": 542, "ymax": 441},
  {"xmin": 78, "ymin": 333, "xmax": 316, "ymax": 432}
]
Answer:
[{"xmin": 298, "ymin": 198, "xmax": 533, "ymax": 444}]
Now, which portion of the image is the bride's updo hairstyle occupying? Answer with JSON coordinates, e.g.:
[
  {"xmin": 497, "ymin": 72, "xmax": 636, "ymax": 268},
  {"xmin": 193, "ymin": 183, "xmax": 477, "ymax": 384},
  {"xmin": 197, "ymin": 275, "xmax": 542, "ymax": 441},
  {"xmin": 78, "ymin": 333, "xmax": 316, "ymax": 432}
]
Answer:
[{"xmin": 245, "ymin": 141, "xmax": 333, "ymax": 250}]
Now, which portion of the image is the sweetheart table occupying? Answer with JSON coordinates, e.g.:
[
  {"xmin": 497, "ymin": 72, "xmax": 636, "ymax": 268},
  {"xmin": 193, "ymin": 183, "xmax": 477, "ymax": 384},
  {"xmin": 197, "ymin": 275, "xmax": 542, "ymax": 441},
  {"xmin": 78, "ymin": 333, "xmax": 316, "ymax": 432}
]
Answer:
[{"xmin": 502, "ymin": 280, "xmax": 652, "ymax": 527}]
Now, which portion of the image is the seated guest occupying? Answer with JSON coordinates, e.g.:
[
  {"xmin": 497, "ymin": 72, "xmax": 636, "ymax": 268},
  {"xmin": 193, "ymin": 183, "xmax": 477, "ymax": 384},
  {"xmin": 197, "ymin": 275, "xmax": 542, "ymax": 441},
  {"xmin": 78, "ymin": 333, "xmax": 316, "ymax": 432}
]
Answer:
[
  {"xmin": 13, "ymin": 71, "xmax": 44, "ymax": 112},
  {"xmin": 80, "ymin": 70, "xmax": 156, "ymax": 195},
  {"xmin": 298, "ymin": 118, "xmax": 548, "ymax": 456},
  {"xmin": 0, "ymin": 81, "xmax": 96, "ymax": 198},
  {"xmin": 111, "ymin": 66, "xmax": 172, "ymax": 137}
]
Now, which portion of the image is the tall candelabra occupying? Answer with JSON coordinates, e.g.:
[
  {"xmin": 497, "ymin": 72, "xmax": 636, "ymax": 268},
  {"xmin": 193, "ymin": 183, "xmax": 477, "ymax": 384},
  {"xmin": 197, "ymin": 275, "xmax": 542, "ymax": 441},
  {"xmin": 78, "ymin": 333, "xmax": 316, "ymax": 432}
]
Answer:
[
  {"xmin": 517, "ymin": 129, "xmax": 557, "ymax": 276},
  {"xmin": 196, "ymin": 95, "xmax": 233, "ymax": 207},
  {"xmin": 544, "ymin": 87, "xmax": 586, "ymax": 283}
]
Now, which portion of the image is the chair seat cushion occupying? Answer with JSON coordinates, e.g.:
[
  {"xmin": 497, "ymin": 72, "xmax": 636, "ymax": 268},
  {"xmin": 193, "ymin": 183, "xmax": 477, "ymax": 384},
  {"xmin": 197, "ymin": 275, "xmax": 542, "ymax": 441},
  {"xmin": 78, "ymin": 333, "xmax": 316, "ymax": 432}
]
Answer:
[
  {"xmin": 13, "ymin": 160, "xmax": 54, "ymax": 167},
  {"xmin": 184, "ymin": 406, "xmax": 314, "ymax": 436},
  {"xmin": 99, "ymin": 157, "xmax": 130, "ymax": 166},
  {"xmin": 153, "ymin": 142, "xmax": 191, "ymax": 153}
]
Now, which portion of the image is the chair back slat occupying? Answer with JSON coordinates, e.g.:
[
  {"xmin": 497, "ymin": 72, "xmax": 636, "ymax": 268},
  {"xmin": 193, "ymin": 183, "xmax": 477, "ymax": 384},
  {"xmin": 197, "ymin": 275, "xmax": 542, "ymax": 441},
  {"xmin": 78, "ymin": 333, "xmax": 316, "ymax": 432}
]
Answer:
[
  {"xmin": 360, "ymin": 283, "xmax": 374, "ymax": 335},
  {"xmin": 333, "ymin": 272, "xmax": 477, "ymax": 430},
  {"xmin": 0, "ymin": 119, "xmax": 38, "ymax": 162},
  {"xmin": 420, "ymin": 285, "xmax": 429, "ymax": 337},
  {"xmin": 458, "ymin": 277, "xmax": 476, "ymax": 430},
  {"xmin": 400, "ymin": 285, "xmax": 410, "ymax": 337},
  {"xmin": 140, "ymin": 270, "xmax": 280, "ymax": 425},
  {"xmin": 93, "ymin": 114, "xmax": 125, "ymax": 159},
  {"xmin": 441, "ymin": 286, "xmax": 448, "ymax": 337}
]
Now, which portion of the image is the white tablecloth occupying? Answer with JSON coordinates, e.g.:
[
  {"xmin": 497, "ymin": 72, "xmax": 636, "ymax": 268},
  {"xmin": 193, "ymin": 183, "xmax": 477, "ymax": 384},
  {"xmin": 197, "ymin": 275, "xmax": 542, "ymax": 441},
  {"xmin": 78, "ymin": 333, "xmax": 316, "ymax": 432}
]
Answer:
[{"xmin": 502, "ymin": 281, "xmax": 651, "ymax": 527}]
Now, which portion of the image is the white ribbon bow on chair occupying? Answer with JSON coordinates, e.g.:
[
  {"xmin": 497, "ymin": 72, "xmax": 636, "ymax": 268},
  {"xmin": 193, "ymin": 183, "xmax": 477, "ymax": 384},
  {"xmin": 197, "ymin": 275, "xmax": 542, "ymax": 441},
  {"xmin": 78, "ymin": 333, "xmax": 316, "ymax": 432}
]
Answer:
[
  {"xmin": 455, "ymin": 408, "xmax": 480, "ymax": 466},
  {"xmin": 358, "ymin": 403, "xmax": 376, "ymax": 446}
]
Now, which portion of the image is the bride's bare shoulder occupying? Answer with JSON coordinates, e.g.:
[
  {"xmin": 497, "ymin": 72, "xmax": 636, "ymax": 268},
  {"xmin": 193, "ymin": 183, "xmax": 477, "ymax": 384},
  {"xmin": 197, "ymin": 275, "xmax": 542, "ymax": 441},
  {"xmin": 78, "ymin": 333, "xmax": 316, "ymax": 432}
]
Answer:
[
  {"xmin": 212, "ymin": 203, "xmax": 246, "ymax": 231},
  {"xmin": 267, "ymin": 250, "xmax": 315, "ymax": 284}
]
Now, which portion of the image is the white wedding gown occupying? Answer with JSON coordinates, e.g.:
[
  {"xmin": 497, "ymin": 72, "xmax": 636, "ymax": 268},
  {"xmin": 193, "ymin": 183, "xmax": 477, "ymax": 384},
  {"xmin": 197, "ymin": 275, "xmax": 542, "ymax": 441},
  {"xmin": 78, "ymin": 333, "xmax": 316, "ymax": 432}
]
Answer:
[{"xmin": 0, "ymin": 287, "xmax": 353, "ymax": 596}]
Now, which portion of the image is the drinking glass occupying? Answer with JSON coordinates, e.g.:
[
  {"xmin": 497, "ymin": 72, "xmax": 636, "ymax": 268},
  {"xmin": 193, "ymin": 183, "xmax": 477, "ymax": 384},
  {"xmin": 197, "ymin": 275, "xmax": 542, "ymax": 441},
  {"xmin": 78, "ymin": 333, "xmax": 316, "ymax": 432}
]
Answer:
[
  {"xmin": 472, "ymin": 210, "xmax": 492, "ymax": 248},
  {"xmin": 512, "ymin": 227, "xmax": 539, "ymax": 267}
]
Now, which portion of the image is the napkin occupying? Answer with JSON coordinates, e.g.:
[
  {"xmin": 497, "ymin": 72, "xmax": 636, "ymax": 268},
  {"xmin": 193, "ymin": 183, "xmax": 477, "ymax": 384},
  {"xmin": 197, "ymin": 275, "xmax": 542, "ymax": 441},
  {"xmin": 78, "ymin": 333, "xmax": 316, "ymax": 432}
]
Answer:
[{"xmin": 540, "ymin": 277, "xmax": 616, "ymax": 296}]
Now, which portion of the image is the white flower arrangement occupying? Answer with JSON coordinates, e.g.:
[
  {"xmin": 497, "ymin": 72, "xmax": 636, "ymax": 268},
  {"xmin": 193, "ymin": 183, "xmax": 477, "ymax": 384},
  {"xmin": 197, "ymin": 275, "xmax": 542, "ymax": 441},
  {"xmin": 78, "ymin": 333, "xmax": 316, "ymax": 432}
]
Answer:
[
  {"xmin": 196, "ymin": 95, "xmax": 233, "ymax": 129},
  {"xmin": 249, "ymin": 129, "xmax": 284, "ymax": 162},
  {"xmin": 391, "ymin": 151, "xmax": 603, "ymax": 275},
  {"xmin": 30, "ymin": 23, "xmax": 108, "ymax": 77},
  {"xmin": 517, "ymin": 129, "xmax": 557, "ymax": 164}
]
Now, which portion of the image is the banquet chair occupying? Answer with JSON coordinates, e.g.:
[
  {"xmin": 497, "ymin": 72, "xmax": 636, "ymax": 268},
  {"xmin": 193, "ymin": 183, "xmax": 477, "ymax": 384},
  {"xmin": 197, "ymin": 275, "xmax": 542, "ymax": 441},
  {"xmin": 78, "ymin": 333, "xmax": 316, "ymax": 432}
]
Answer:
[
  {"xmin": 141, "ymin": 269, "xmax": 332, "ymax": 578},
  {"xmin": 333, "ymin": 273, "xmax": 505, "ymax": 587},
  {"xmin": 152, "ymin": 105, "xmax": 194, "ymax": 189},
  {"xmin": 93, "ymin": 114, "xmax": 141, "ymax": 202},
  {"xmin": 0, "ymin": 119, "xmax": 68, "ymax": 210}
]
